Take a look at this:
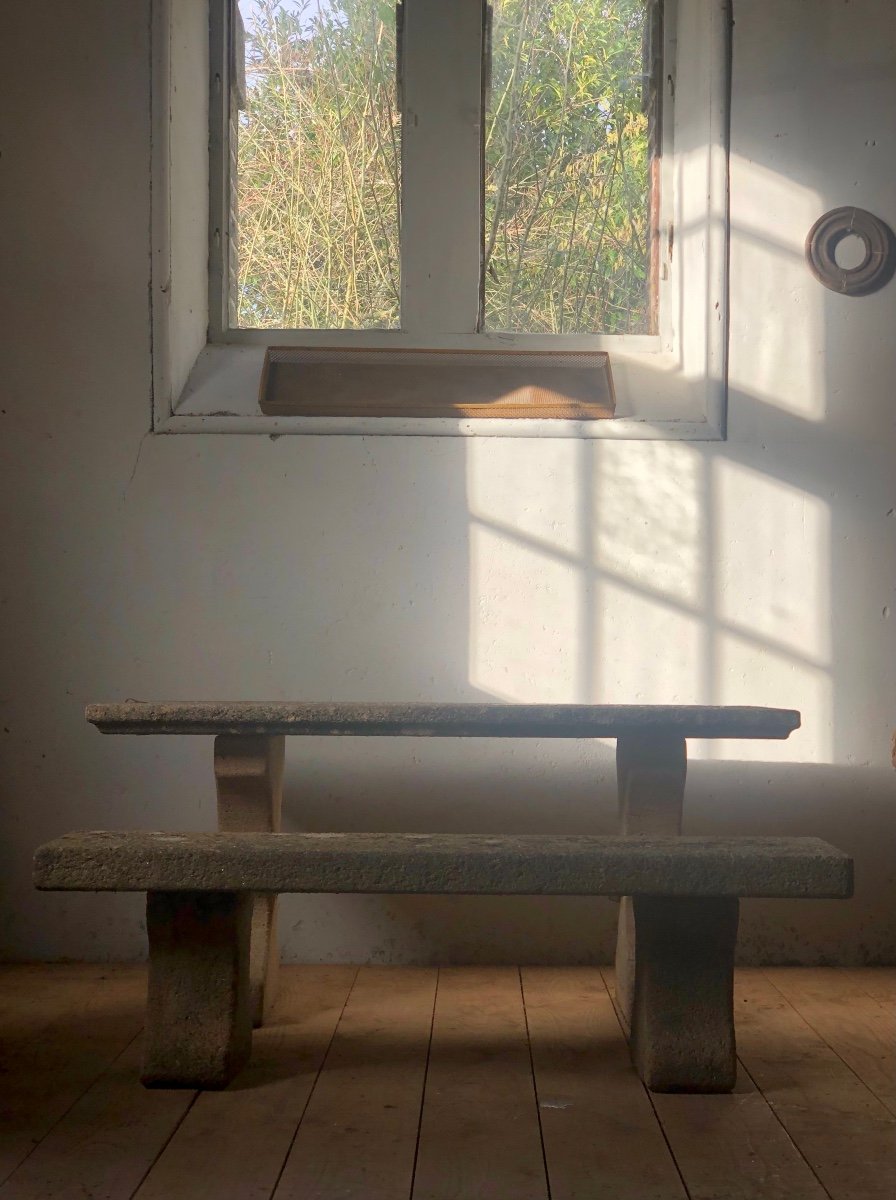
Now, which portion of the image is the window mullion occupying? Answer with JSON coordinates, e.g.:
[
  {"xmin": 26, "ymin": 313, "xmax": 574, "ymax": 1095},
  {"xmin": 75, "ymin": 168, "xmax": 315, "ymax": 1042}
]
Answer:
[{"xmin": 400, "ymin": 0, "xmax": 484, "ymax": 335}]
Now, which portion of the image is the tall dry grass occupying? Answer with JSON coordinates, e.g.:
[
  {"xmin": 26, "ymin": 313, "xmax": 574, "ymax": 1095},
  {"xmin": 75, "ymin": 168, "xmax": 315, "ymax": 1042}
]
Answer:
[{"xmin": 236, "ymin": 0, "xmax": 654, "ymax": 333}]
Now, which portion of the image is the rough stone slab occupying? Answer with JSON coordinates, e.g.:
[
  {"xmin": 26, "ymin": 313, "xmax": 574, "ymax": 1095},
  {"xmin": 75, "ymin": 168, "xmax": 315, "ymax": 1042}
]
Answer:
[
  {"xmin": 142, "ymin": 890, "xmax": 252, "ymax": 1089},
  {"xmin": 615, "ymin": 731, "xmax": 688, "ymax": 1028},
  {"xmin": 85, "ymin": 701, "xmax": 801, "ymax": 739},
  {"xmin": 214, "ymin": 734, "xmax": 284, "ymax": 1028},
  {"xmin": 631, "ymin": 895, "xmax": 739, "ymax": 1092},
  {"xmin": 34, "ymin": 832, "xmax": 852, "ymax": 898}
]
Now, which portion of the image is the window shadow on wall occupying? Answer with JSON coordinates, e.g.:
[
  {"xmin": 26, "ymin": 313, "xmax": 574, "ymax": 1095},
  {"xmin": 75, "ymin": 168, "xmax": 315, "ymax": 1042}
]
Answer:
[{"xmin": 277, "ymin": 12, "xmax": 896, "ymax": 967}]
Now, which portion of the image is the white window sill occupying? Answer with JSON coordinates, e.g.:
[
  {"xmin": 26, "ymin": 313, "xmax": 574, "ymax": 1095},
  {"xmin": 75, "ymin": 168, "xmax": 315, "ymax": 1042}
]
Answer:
[{"xmin": 157, "ymin": 343, "xmax": 724, "ymax": 440}]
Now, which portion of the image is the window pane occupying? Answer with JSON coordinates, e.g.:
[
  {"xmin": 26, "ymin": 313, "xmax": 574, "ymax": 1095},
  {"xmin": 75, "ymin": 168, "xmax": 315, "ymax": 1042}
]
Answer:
[
  {"xmin": 484, "ymin": 0, "xmax": 659, "ymax": 334},
  {"xmin": 236, "ymin": 0, "xmax": 401, "ymax": 329}
]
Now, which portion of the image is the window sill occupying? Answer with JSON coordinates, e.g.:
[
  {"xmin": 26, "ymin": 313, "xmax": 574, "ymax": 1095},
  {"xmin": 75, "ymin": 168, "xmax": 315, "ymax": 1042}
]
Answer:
[{"xmin": 157, "ymin": 344, "xmax": 725, "ymax": 441}]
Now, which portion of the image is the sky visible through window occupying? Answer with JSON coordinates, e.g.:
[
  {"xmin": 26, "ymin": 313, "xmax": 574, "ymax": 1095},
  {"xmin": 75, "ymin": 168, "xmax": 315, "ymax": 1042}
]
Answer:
[{"xmin": 240, "ymin": 0, "xmax": 329, "ymax": 31}]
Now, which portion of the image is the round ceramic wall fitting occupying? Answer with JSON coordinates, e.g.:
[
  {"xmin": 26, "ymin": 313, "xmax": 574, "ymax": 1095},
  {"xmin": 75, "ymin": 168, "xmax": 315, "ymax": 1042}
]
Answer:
[{"xmin": 805, "ymin": 207, "xmax": 896, "ymax": 296}]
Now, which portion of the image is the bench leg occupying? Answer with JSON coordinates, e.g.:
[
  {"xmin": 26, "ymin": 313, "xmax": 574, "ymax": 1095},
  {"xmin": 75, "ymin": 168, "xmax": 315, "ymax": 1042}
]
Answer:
[
  {"xmin": 142, "ymin": 890, "xmax": 252, "ymax": 1089},
  {"xmin": 614, "ymin": 733, "xmax": 687, "ymax": 1027},
  {"xmin": 630, "ymin": 895, "xmax": 739, "ymax": 1093},
  {"xmin": 214, "ymin": 733, "xmax": 284, "ymax": 1027}
]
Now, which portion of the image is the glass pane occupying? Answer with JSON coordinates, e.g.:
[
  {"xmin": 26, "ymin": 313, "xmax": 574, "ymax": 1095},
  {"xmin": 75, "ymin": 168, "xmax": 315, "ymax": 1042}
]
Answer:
[
  {"xmin": 236, "ymin": 0, "xmax": 401, "ymax": 329},
  {"xmin": 484, "ymin": 0, "xmax": 658, "ymax": 334}
]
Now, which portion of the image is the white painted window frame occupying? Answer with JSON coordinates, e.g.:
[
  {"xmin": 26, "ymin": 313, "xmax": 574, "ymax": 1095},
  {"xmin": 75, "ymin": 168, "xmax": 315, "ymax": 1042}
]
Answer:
[{"xmin": 151, "ymin": 0, "xmax": 730, "ymax": 438}]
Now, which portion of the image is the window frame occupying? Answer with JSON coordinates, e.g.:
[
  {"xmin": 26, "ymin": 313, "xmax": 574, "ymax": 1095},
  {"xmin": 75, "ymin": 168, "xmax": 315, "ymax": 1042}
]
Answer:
[{"xmin": 151, "ymin": 0, "xmax": 731, "ymax": 438}]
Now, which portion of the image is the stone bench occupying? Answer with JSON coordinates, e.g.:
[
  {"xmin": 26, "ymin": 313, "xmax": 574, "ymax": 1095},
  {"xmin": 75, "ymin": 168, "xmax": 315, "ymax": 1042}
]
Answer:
[
  {"xmin": 34, "ymin": 830, "xmax": 852, "ymax": 1093},
  {"xmin": 83, "ymin": 702, "xmax": 806, "ymax": 1029}
]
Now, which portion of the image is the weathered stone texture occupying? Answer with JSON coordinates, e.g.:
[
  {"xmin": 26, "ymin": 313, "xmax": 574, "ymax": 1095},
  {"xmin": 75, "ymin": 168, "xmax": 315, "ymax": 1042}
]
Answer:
[
  {"xmin": 214, "ymin": 734, "xmax": 284, "ymax": 1027},
  {"xmin": 615, "ymin": 731, "xmax": 688, "ymax": 1028},
  {"xmin": 142, "ymin": 890, "xmax": 252, "ymax": 1089},
  {"xmin": 33, "ymin": 830, "xmax": 853, "ymax": 1093},
  {"xmin": 34, "ymin": 831, "xmax": 853, "ymax": 898},
  {"xmin": 85, "ymin": 701, "xmax": 801, "ymax": 739},
  {"xmin": 631, "ymin": 896, "xmax": 740, "ymax": 1092}
]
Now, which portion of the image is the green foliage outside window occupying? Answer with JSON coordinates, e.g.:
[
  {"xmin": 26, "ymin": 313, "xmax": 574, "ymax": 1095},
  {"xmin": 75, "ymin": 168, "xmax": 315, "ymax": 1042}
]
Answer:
[{"xmin": 236, "ymin": 0, "xmax": 654, "ymax": 333}]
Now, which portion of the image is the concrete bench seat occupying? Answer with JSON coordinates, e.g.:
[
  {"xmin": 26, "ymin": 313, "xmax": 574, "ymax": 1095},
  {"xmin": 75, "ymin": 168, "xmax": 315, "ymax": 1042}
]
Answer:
[
  {"xmin": 81, "ymin": 703, "xmax": 807, "ymax": 1035},
  {"xmin": 34, "ymin": 831, "xmax": 852, "ymax": 1093}
]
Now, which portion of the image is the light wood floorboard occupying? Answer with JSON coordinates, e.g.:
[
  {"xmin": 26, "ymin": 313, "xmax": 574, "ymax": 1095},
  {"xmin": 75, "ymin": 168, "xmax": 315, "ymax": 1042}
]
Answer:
[
  {"xmin": 135, "ymin": 965, "xmax": 358, "ymax": 1200},
  {"xmin": 0, "ymin": 964, "xmax": 893, "ymax": 1200},
  {"xmin": 599, "ymin": 966, "xmax": 830, "ymax": 1200},
  {"xmin": 843, "ymin": 967, "xmax": 896, "ymax": 1005},
  {"xmin": 411, "ymin": 966, "xmax": 548, "ymax": 1200},
  {"xmin": 0, "ymin": 965, "xmax": 145, "ymax": 1184},
  {"xmin": 764, "ymin": 968, "xmax": 896, "ymax": 1117},
  {"xmin": 0, "ymin": 1038, "xmax": 194, "ymax": 1200},
  {"xmin": 272, "ymin": 965, "xmax": 437, "ymax": 1200},
  {"xmin": 524, "ymin": 966, "xmax": 687, "ymax": 1200},
  {"xmin": 735, "ymin": 970, "xmax": 896, "ymax": 1200}
]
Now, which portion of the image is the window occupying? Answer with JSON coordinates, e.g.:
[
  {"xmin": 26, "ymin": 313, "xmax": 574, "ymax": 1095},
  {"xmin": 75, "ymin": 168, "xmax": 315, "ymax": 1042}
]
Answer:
[
  {"xmin": 152, "ymin": 0, "xmax": 730, "ymax": 436},
  {"xmin": 482, "ymin": 0, "xmax": 662, "ymax": 337},
  {"xmin": 228, "ymin": 0, "xmax": 660, "ymax": 339},
  {"xmin": 232, "ymin": 0, "xmax": 402, "ymax": 331}
]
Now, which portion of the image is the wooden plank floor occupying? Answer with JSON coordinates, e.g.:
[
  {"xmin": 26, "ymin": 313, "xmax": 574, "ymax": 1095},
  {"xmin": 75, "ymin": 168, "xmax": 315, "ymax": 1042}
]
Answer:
[{"xmin": 0, "ymin": 965, "xmax": 893, "ymax": 1200}]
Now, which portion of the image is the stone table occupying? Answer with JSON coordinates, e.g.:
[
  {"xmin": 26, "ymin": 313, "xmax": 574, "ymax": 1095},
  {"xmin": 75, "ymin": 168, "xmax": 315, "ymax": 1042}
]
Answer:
[{"xmin": 85, "ymin": 701, "xmax": 801, "ymax": 1024}]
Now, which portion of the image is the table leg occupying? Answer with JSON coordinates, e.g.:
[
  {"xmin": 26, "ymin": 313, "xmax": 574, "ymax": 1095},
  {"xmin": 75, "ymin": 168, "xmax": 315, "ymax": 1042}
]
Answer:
[
  {"xmin": 630, "ymin": 895, "xmax": 739, "ymax": 1092},
  {"xmin": 142, "ymin": 890, "xmax": 252, "ymax": 1088},
  {"xmin": 214, "ymin": 733, "xmax": 285, "ymax": 1026},
  {"xmin": 614, "ymin": 732, "xmax": 687, "ymax": 1027}
]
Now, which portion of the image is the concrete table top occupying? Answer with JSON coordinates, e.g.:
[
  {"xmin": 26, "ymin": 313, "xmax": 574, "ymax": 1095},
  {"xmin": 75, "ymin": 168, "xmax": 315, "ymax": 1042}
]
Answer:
[{"xmin": 85, "ymin": 701, "xmax": 801, "ymax": 739}]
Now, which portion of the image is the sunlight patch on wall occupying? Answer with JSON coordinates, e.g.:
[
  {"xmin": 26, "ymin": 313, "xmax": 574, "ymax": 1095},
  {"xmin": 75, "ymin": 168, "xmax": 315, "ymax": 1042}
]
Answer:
[
  {"xmin": 716, "ymin": 459, "xmax": 830, "ymax": 665},
  {"xmin": 468, "ymin": 523, "xmax": 579, "ymax": 702},
  {"xmin": 728, "ymin": 155, "xmax": 824, "ymax": 420},
  {"xmin": 713, "ymin": 458, "xmax": 831, "ymax": 762},
  {"xmin": 466, "ymin": 439, "xmax": 581, "ymax": 557},
  {"xmin": 595, "ymin": 579, "xmax": 704, "ymax": 704},
  {"xmin": 593, "ymin": 441, "xmax": 704, "ymax": 607},
  {"xmin": 713, "ymin": 629, "xmax": 832, "ymax": 763}
]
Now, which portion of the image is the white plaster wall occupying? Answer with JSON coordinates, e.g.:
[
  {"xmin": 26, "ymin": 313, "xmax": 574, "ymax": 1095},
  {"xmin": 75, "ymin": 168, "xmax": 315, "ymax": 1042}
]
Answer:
[{"xmin": 1, "ymin": 0, "xmax": 894, "ymax": 964}]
